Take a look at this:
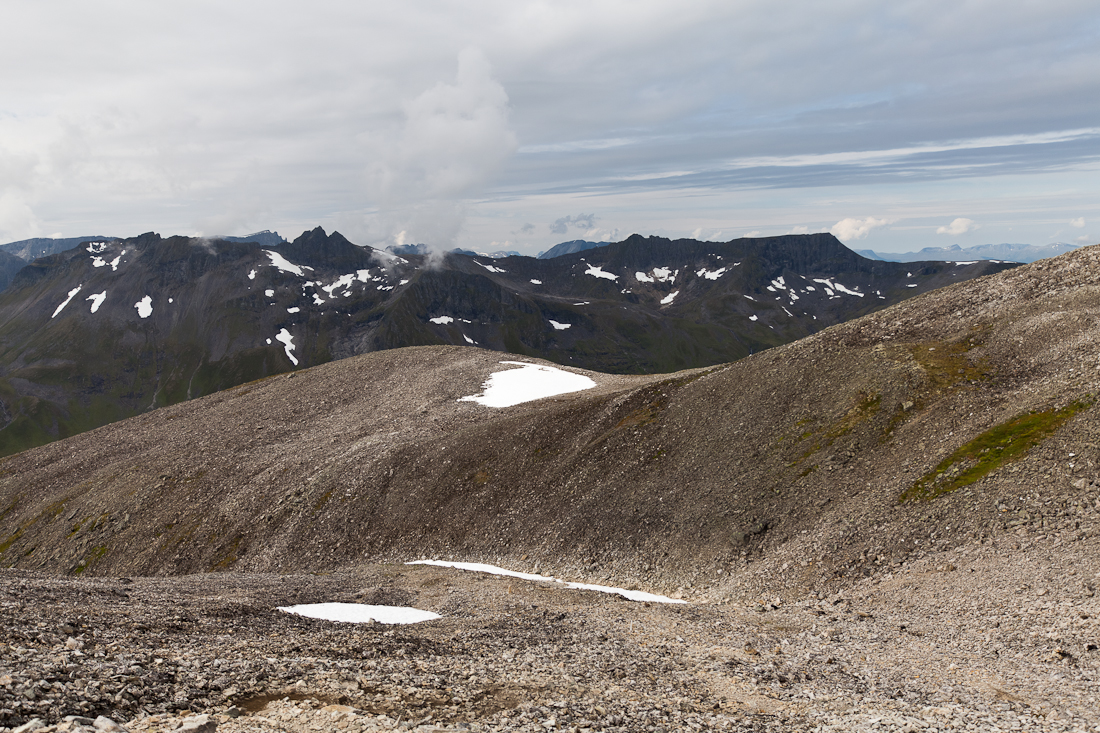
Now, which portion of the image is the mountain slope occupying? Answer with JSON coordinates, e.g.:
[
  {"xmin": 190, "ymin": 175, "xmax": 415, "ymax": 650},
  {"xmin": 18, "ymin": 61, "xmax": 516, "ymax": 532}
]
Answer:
[
  {"xmin": 0, "ymin": 245, "xmax": 1096, "ymax": 595},
  {"xmin": 0, "ymin": 229, "xmax": 1012, "ymax": 456}
]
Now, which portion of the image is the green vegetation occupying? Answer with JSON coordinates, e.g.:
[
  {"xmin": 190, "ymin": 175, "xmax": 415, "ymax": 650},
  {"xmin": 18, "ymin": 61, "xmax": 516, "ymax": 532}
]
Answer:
[
  {"xmin": 73, "ymin": 545, "xmax": 108, "ymax": 575},
  {"xmin": 900, "ymin": 398, "xmax": 1093, "ymax": 502}
]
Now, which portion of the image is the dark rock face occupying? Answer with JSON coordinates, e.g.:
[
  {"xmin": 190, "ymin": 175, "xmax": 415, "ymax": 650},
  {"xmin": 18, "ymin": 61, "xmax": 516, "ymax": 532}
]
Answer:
[
  {"xmin": 0, "ymin": 236, "xmax": 118, "ymax": 263},
  {"xmin": 0, "ymin": 229, "xmax": 1012, "ymax": 456}
]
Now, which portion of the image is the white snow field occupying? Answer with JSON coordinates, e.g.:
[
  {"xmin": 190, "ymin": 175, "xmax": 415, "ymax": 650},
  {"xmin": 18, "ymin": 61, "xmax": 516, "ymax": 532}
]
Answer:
[
  {"xmin": 134, "ymin": 295, "xmax": 153, "ymax": 318},
  {"xmin": 52, "ymin": 285, "xmax": 82, "ymax": 318},
  {"xmin": 458, "ymin": 361, "xmax": 595, "ymax": 408},
  {"xmin": 277, "ymin": 603, "xmax": 440, "ymax": 625},
  {"xmin": 275, "ymin": 328, "xmax": 298, "ymax": 365},
  {"xmin": 407, "ymin": 561, "xmax": 686, "ymax": 604}
]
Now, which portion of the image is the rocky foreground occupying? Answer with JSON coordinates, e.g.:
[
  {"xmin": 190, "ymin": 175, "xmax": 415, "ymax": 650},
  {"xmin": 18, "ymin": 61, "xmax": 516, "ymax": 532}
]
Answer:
[{"xmin": 2, "ymin": 537, "xmax": 1099, "ymax": 733}]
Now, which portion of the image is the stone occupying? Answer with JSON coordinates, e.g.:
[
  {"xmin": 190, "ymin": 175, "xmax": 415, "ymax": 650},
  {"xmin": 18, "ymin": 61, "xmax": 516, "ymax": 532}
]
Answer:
[
  {"xmin": 179, "ymin": 713, "xmax": 217, "ymax": 732},
  {"xmin": 12, "ymin": 720, "xmax": 47, "ymax": 733},
  {"xmin": 93, "ymin": 716, "xmax": 128, "ymax": 732}
]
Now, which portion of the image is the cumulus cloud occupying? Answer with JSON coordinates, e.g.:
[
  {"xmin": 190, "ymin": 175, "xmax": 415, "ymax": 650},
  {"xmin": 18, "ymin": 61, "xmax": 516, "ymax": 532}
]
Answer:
[
  {"xmin": 743, "ymin": 230, "xmax": 763, "ymax": 238},
  {"xmin": 690, "ymin": 227, "xmax": 724, "ymax": 241},
  {"xmin": 830, "ymin": 217, "xmax": 889, "ymax": 241},
  {"xmin": 363, "ymin": 48, "xmax": 517, "ymax": 250},
  {"xmin": 549, "ymin": 213, "xmax": 598, "ymax": 235},
  {"xmin": 1071, "ymin": 217, "xmax": 1086, "ymax": 228},
  {"xmin": 936, "ymin": 217, "xmax": 976, "ymax": 235},
  {"xmin": 787, "ymin": 225, "xmax": 809, "ymax": 234},
  {"xmin": 517, "ymin": 222, "xmax": 535, "ymax": 234}
]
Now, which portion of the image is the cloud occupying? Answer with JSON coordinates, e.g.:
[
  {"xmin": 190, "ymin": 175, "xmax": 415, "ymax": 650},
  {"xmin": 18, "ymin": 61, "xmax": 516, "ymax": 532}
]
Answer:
[
  {"xmin": 1071, "ymin": 217, "xmax": 1086, "ymax": 228},
  {"xmin": 549, "ymin": 213, "xmax": 598, "ymax": 235},
  {"xmin": 787, "ymin": 225, "xmax": 809, "ymax": 234},
  {"xmin": 362, "ymin": 47, "xmax": 517, "ymax": 249},
  {"xmin": 830, "ymin": 217, "xmax": 889, "ymax": 241},
  {"xmin": 517, "ymin": 222, "xmax": 535, "ymax": 234},
  {"xmin": 743, "ymin": 230, "xmax": 762, "ymax": 238},
  {"xmin": 1076, "ymin": 235, "xmax": 1092, "ymax": 244},
  {"xmin": 936, "ymin": 217, "xmax": 976, "ymax": 235}
]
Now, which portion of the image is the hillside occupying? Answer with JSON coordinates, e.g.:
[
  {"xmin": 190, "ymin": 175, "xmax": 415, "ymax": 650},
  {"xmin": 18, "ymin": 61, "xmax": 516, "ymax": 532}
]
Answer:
[
  {"xmin": 0, "ymin": 229, "xmax": 1008, "ymax": 456},
  {"xmin": 0, "ymin": 244, "xmax": 1094, "ymax": 588},
  {"xmin": 0, "ymin": 245, "xmax": 1098, "ymax": 731}
]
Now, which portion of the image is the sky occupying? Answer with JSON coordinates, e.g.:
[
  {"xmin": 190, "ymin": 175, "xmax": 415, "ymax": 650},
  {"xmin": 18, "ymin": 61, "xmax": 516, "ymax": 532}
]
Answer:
[{"xmin": 1, "ymin": 1, "xmax": 1098, "ymax": 255}]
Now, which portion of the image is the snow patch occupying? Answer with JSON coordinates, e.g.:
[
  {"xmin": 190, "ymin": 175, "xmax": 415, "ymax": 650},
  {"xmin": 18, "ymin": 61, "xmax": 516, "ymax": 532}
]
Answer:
[
  {"xmin": 322, "ymin": 273, "xmax": 356, "ymax": 299},
  {"xmin": 265, "ymin": 250, "xmax": 313, "ymax": 276},
  {"xmin": 549, "ymin": 320, "xmax": 571, "ymax": 330},
  {"xmin": 463, "ymin": 334, "xmax": 476, "ymax": 344},
  {"xmin": 248, "ymin": 269, "xmax": 256, "ymax": 280},
  {"xmin": 429, "ymin": 316, "xmax": 454, "ymax": 325},
  {"xmin": 278, "ymin": 603, "xmax": 440, "ymax": 625},
  {"xmin": 530, "ymin": 279, "xmax": 542, "ymax": 285},
  {"xmin": 697, "ymin": 267, "xmax": 728, "ymax": 280},
  {"xmin": 635, "ymin": 271, "xmax": 654, "ymax": 283},
  {"xmin": 109, "ymin": 255, "xmax": 122, "ymax": 271},
  {"xmin": 86, "ymin": 242, "xmax": 108, "ymax": 254},
  {"xmin": 52, "ymin": 285, "xmax": 82, "ymax": 318},
  {"xmin": 953, "ymin": 261, "xmax": 978, "ymax": 266},
  {"xmin": 91, "ymin": 257, "xmax": 107, "ymax": 268},
  {"xmin": 264, "ymin": 289, "xmax": 275, "ymax": 297},
  {"xmin": 651, "ymin": 267, "xmax": 676, "ymax": 283},
  {"xmin": 475, "ymin": 261, "xmax": 507, "ymax": 273},
  {"xmin": 458, "ymin": 361, "xmax": 595, "ymax": 408},
  {"xmin": 275, "ymin": 328, "xmax": 298, "ymax": 365},
  {"xmin": 134, "ymin": 295, "xmax": 152, "ymax": 319},
  {"xmin": 86, "ymin": 291, "xmax": 107, "ymax": 313},
  {"xmin": 407, "ymin": 561, "xmax": 685, "ymax": 605},
  {"xmin": 749, "ymin": 314, "xmax": 758, "ymax": 321},
  {"xmin": 287, "ymin": 307, "xmax": 300, "ymax": 314},
  {"xmin": 660, "ymin": 290, "xmax": 679, "ymax": 305},
  {"xmin": 584, "ymin": 265, "xmax": 618, "ymax": 281}
]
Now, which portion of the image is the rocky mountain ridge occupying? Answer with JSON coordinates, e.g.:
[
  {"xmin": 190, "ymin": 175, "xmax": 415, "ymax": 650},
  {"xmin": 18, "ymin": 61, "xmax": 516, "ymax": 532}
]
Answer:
[{"xmin": 0, "ymin": 229, "xmax": 1006, "ymax": 456}]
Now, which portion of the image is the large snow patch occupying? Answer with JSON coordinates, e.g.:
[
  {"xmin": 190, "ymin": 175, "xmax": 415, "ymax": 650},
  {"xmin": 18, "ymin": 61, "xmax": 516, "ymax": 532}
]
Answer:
[
  {"xmin": 458, "ymin": 361, "xmax": 595, "ymax": 408},
  {"xmin": 277, "ymin": 603, "xmax": 440, "ymax": 625}
]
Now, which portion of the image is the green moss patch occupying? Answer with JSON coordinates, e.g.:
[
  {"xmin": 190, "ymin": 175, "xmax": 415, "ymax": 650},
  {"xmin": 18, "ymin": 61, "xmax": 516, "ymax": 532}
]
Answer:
[{"xmin": 900, "ymin": 398, "xmax": 1093, "ymax": 503}]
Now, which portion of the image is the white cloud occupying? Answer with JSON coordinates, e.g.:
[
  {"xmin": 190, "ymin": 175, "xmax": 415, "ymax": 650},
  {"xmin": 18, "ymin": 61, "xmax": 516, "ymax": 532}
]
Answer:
[
  {"xmin": 936, "ymin": 217, "xmax": 976, "ymax": 235},
  {"xmin": 1071, "ymin": 217, "xmax": 1086, "ymax": 228},
  {"xmin": 787, "ymin": 225, "xmax": 809, "ymax": 234},
  {"xmin": 830, "ymin": 217, "xmax": 889, "ymax": 241},
  {"xmin": 690, "ymin": 227, "xmax": 724, "ymax": 241},
  {"xmin": 362, "ymin": 48, "xmax": 517, "ymax": 249},
  {"xmin": 743, "ymin": 230, "xmax": 762, "ymax": 238}
]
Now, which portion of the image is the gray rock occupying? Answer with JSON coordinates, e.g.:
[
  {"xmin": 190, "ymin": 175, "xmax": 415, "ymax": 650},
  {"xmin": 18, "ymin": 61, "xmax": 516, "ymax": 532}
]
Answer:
[
  {"xmin": 179, "ymin": 713, "xmax": 217, "ymax": 732},
  {"xmin": 93, "ymin": 716, "xmax": 129, "ymax": 732},
  {"xmin": 12, "ymin": 720, "xmax": 46, "ymax": 733}
]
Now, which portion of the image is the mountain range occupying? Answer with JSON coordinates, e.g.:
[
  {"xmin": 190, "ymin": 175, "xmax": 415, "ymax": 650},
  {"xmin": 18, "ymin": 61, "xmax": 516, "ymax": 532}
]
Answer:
[
  {"xmin": 856, "ymin": 241, "xmax": 1082, "ymax": 263},
  {"xmin": 0, "ymin": 243, "xmax": 1094, "ymax": 594},
  {"xmin": 0, "ymin": 228, "xmax": 1012, "ymax": 457}
]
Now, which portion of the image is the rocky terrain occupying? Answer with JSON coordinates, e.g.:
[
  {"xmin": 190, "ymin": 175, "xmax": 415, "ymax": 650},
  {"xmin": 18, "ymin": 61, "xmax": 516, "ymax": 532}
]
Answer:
[
  {"xmin": 0, "ymin": 228, "xmax": 1007, "ymax": 456},
  {"xmin": 1, "ymin": 245, "xmax": 1099, "ymax": 730}
]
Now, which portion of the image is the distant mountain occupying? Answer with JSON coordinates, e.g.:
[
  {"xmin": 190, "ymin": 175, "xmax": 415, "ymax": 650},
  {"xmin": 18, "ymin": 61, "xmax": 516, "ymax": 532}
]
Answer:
[
  {"xmin": 0, "ymin": 250, "xmax": 26, "ymax": 292},
  {"xmin": 0, "ymin": 235, "xmax": 118, "ymax": 262},
  {"xmin": 217, "ymin": 230, "xmax": 286, "ymax": 247},
  {"xmin": 0, "ymin": 229, "xmax": 1014, "ymax": 456},
  {"xmin": 859, "ymin": 242, "xmax": 1082, "ymax": 264},
  {"xmin": 452, "ymin": 248, "xmax": 522, "ymax": 259},
  {"xmin": 387, "ymin": 243, "xmax": 432, "ymax": 256},
  {"xmin": 537, "ymin": 240, "xmax": 610, "ymax": 259}
]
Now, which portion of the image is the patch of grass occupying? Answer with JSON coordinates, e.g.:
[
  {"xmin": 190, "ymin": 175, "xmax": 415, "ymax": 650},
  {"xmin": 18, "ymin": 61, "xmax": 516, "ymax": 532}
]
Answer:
[
  {"xmin": 73, "ymin": 545, "xmax": 108, "ymax": 575},
  {"xmin": 900, "ymin": 398, "xmax": 1094, "ymax": 502}
]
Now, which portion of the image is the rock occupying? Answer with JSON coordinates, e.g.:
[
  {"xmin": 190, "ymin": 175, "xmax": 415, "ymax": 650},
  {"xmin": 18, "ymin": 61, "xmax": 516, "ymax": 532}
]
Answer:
[
  {"xmin": 93, "ymin": 716, "xmax": 129, "ymax": 732},
  {"xmin": 12, "ymin": 720, "xmax": 46, "ymax": 733},
  {"xmin": 224, "ymin": 706, "xmax": 242, "ymax": 718},
  {"xmin": 64, "ymin": 717, "xmax": 96, "ymax": 726},
  {"xmin": 179, "ymin": 713, "xmax": 217, "ymax": 732}
]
